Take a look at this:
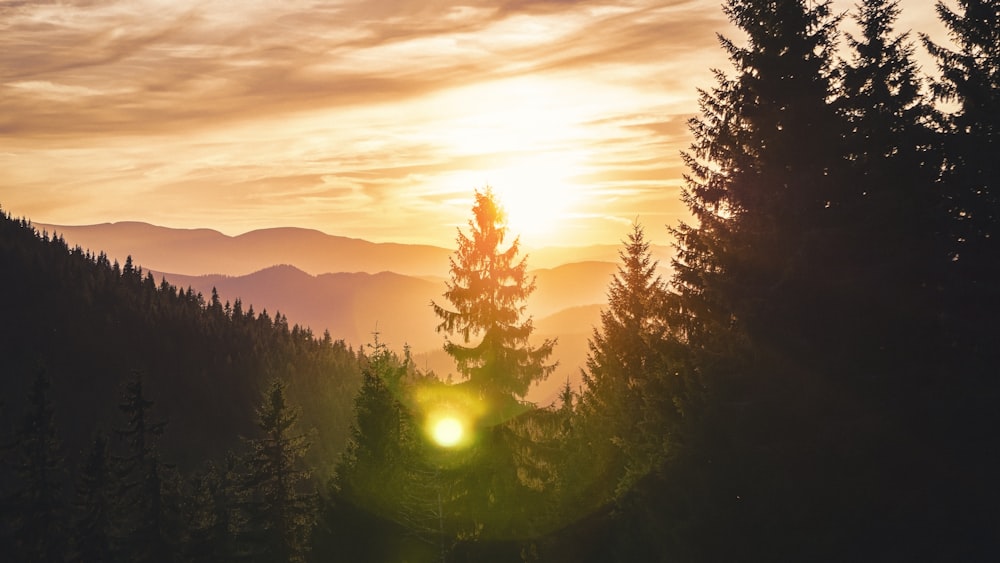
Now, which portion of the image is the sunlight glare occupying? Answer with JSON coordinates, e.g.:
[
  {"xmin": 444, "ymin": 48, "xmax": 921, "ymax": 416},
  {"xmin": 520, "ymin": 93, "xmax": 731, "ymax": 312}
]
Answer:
[
  {"xmin": 431, "ymin": 415, "xmax": 464, "ymax": 448},
  {"xmin": 489, "ymin": 152, "xmax": 583, "ymax": 241},
  {"xmin": 429, "ymin": 76, "xmax": 595, "ymax": 244}
]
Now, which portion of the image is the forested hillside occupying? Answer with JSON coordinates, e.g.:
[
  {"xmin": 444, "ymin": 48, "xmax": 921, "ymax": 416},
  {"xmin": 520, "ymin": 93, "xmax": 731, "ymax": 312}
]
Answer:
[{"xmin": 0, "ymin": 211, "xmax": 362, "ymax": 475}]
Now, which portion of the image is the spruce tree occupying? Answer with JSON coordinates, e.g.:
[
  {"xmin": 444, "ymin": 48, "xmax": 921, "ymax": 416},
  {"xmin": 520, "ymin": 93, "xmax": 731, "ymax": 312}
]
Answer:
[
  {"xmin": 431, "ymin": 187, "xmax": 558, "ymax": 547},
  {"xmin": 113, "ymin": 370, "xmax": 177, "ymax": 563},
  {"xmin": 837, "ymin": 0, "xmax": 947, "ymax": 382},
  {"xmin": 923, "ymin": 0, "xmax": 1000, "ymax": 358},
  {"xmin": 579, "ymin": 223, "xmax": 672, "ymax": 499},
  {"xmin": 69, "ymin": 433, "xmax": 115, "ymax": 563},
  {"xmin": 332, "ymin": 341, "xmax": 415, "ymax": 528},
  {"xmin": 241, "ymin": 379, "xmax": 316, "ymax": 563},
  {"xmin": 922, "ymin": 1, "xmax": 1000, "ymax": 554},
  {"xmin": 676, "ymin": 0, "xmax": 844, "ymax": 350},
  {"xmin": 6, "ymin": 369, "xmax": 67, "ymax": 563},
  {"xmin": 183, "ymin": 456, "xmax": 240, "ymax": 563},
  {"xmin": 432, "ymin": 187, "xmax": 556, "ymax": 413},
  {"xmin": 666, "ymin": 0, "xmax": 869, "ymax": 558}
]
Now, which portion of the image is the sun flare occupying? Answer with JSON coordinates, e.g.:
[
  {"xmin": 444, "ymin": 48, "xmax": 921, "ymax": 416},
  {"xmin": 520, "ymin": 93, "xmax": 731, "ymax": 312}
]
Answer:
[{"xmin": 430, "ymin": 416, "xmax": 465, "ymax": 448}]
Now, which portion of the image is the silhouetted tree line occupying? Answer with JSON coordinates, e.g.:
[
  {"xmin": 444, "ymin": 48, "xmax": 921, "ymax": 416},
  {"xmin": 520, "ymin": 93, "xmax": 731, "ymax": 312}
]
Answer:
[
  {"xmin": 544, "ymin": 0, "xmax": 999, "ymax": 560},
  {"xmin": 2, "ymin": 366, "xmax": 320, "ymax": 562},
  {"xmin": 0, "ymin": 210, "xmax": 362, "ymax": 476},
  {"xmin": 320, "ymin": 1, "xmax": 1000, "ymax": 561},
  {"xmin": 3, "ymin": 0, "xmax": 999, "ymax": 561},
  {"xmin": 0, "ymin": 207, "xmax": 364, "ymax": 561}
]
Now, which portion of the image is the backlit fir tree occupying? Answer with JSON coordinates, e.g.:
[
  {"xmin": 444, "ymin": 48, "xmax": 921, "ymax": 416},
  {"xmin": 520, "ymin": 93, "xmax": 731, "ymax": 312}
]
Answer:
[
  {"xmin": 431, "ymin": 187, "xmax": 558, "ymax": 548},
  {"xmin": 432, "ymin": 187, "xmax": 556, "ymax": 416},
  {"xmin": 579, "ymin": 223, "xmax": 673, "ymax": 498}
]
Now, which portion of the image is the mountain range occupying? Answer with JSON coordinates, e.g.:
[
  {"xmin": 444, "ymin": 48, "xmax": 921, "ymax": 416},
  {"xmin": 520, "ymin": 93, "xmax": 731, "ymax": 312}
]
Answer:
[
  {"xmin": 37, "ymin": 221, "xmax": 673, "ymax": 276},
  {"xmin": 37, "ymin": 221, "xmax": 674, "ymax": 403}
]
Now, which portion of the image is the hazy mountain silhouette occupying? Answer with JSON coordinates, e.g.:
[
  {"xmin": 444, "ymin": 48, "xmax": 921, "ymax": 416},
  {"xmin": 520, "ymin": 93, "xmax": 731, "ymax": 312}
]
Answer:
[
  {"xmin": 153, "ymin": 263, "xmax": 616, "ymax": 403},
  {"xmin": 153, "ymin": 265, "xmax": 442, "ymax": 352},
  {"xmin": 38, "ymin": 221, "xmax": 671, "ymax": 276},
  {"xmin": 38, "ymin": 222, "xmax": 454, "ymax": 277},
  {"xmin": 525, "ymin": 243, "xmax": 674, "ymax": 271},
  {"xmin": 38, "ymin": 221, "xmax": 667, "ymax": 403}
]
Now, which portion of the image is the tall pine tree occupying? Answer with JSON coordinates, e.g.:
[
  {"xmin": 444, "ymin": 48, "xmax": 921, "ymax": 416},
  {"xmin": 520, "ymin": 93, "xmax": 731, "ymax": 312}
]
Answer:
[
  {"xmin": 432, "ymin": 187, "xmax": 556, "ymax": 415},
  {"xmin": 113, "ymin": 370, "xmax": 178, "ymax": 563},
  {"xmin": 839, "ymin": 0, "xmax": 946, "ymax": 375},
  {"xmin": 69, "ymin": 433, "xmax": 115, "ymax": 563},
  {"xmin": 923, "ymin": 0, "xmax": 1000, "ymax": 365},
  {"xmin": 5, "ymin": 369, "xmax": 67, "ymax": 563},
  {"xmin": 431, "ymin": 188, "xmax": 557, "ymax": 551},
  {"xmin": 241, "ymin": 379, "xmax": 316, "ymax": 563},
  {"xmin": 922, "ymin": 1, "xmax": 1000, "ymax": 554},
  {"xmin": 579, "ymin": 223, "xmax": 674, "ymax": 499},
  {"xmin": 665, "ymin": 1, "xmax": 884, "ymax": 559}
]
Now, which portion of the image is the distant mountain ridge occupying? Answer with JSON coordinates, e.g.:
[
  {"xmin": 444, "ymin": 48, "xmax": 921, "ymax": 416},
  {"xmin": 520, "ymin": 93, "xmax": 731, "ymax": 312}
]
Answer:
[
  {"xmin": 36, "ymin": 220, "xmax": 672, "ymax": 403},
  {"xmin": 151, "ymin": 262, "xmax": 616, "ymax": 403},
  {"xmin": 37, "ymin": 221, "xmax": 454, "ymax": 277},
  {"xmin": 37, "ymin": 221, "xmax": 675, "ymax": 276},
  {"xmin": 151, "ymin": 262, "xmax": 616, "ymax": 346}
]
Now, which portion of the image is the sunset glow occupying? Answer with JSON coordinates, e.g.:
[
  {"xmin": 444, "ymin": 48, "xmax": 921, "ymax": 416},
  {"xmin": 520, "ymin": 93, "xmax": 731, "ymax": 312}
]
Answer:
[{"xmin": 0, "ymin": 1, "xmax": 945, "ymax": 246}]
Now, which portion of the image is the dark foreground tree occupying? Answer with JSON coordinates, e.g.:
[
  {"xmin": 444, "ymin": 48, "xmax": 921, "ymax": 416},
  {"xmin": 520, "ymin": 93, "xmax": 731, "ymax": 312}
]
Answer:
[
  {"xmin": 577, "ymin": 223, "xmax": 675, "ymax": 501},
  {"xmin": 838, "ymin": 0, "xmax": 947, "ymax": 381},
  {"xmin": 923, "ymin": 0, "xmax": 1000, "ymax": 360},
  {"xmin": 921, "ymin": 1, "xmax": 1000, "ymax": 553},
  {"xmin": 242, "ymin": 380, "xmax": 316, "ymax": 563},
  {"xmin": 113, "ymin": 371, "xmax": 179, "ymax": 563},
  {"xmin": 4, "ymin": 369, "xmax": 67, "ymax": 563},
  {"xmin": 653, "ymin": 0, "xmax": 934, "ymax": 560},
  {"xmin": 69, "ymin": 433, "xmax": 115, "ymax": 563}
]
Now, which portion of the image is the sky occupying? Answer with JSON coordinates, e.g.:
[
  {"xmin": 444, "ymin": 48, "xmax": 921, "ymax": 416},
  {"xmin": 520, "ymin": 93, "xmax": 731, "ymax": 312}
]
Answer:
[{"xmin": 1, "ymin": 0, "xmax": 946, "ymax": 248}]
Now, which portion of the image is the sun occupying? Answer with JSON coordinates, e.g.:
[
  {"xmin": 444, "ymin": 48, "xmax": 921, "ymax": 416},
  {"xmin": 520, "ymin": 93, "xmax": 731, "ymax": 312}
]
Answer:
[
  {"xmin": 432, "ymin": 76, "xmax": 592, "ymax": 245},
  {"xmin": 488, "ymin": 153, "xmax": 582, "ymax": 242},
  {"xmin": 430, "ymin": 415, "xmax": 465, "ymax": 448}
]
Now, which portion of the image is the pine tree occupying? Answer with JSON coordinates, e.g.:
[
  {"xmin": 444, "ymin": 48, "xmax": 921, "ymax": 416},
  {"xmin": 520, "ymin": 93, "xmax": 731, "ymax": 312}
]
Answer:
[
  {"xmin": 334, "ymin": 341, "xmax": 413, "ymax": 522},
  {"xmin": 430, "ymin": 187, "xmax": 558, "ymax": 547},
  {"xmin": 922, "ymin": 0, "xmax": 1000, "ymax": 359},
  {"xmin": 579, "ymin": 223, "xmax": 673, "ymax": 499},
  {"xmin": 837, "ymin": 0, "xmax": 948, "ymax": 382},
  {"xmin": 113, "ymin": 370, "xmax": 177, "ymax": 563},
  {"xmin": 664, "ymin": 1, "xmax": 868, "ymax": 558},
  {"xmin": 328, "ymin": 339, "xmax": 461, "ymax": 561},
  {"xmin": 183, "ymin": 455, "xmax": 240, "ymax": 563},
  {"xmin": 921, "ymin": 2, "xmax": 1000, "ymax": 554},
  {"xmin": 5, "ymin": 368, "xmax": 67, "ymax": 563},
  {"xmin": 432, "ymin": 187, "xmax": 556, "ymax": 413},
  {"xmin": 676, "ymin": 0, "xmax": 844, "ymax": 350},
  {"xmin": 241, "ymin": 379, "xmax": 316, "ymax": 563},
  {"xmin": 69, "ymin": 433, "xmax": 115, "ymax": 563}
]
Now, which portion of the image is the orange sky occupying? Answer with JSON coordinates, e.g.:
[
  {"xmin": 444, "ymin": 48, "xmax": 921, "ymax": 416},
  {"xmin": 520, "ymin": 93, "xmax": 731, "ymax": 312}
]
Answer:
[{"xmin": 1, "ymin": 1, "xmax": 946, "ymax": 248}]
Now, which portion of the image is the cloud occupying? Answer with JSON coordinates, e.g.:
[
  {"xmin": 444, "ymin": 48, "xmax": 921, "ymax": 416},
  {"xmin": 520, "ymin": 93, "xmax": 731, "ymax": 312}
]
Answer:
[
  {"xmin": 1, "ymin": 0, "xmax": 946, "ymax": 246},
  {"xmin": 0, "ymin": 0, "xmax": 724, "ymax": 137}
]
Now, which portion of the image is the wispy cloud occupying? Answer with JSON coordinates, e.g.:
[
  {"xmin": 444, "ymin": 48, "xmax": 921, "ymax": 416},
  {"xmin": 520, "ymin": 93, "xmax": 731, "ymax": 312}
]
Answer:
[{"xmin": 1, "ymin": 0, "xmax": 944, "ymax": 246}]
